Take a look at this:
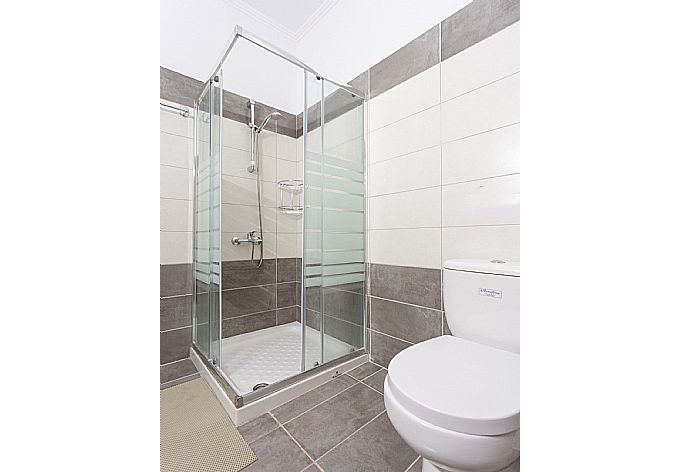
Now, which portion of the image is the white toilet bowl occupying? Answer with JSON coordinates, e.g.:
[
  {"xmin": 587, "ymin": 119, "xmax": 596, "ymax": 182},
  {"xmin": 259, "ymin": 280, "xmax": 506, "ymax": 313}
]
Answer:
[{"xmin": 383, "ymin": 335, "xmax": 520, "ymax": 472}]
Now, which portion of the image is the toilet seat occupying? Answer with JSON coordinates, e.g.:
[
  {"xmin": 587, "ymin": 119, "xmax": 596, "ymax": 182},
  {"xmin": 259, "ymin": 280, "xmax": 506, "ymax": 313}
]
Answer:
[{"xmin": 386, "ymin": 335, "xmax": 519, "ymax": 436}]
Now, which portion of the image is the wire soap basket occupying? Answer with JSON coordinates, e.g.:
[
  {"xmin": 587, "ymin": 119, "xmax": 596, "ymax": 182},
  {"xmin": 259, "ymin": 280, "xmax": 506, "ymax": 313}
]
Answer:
[{"xmin": 278, "ymin": 179, "xmax": 303, "ymax": 215}]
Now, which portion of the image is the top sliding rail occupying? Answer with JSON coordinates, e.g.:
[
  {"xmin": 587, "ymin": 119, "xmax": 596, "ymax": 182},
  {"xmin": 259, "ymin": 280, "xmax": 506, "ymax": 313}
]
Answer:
[{"xmin": 201, "ymin": 25, "xmax": 365, "ymax": 102}]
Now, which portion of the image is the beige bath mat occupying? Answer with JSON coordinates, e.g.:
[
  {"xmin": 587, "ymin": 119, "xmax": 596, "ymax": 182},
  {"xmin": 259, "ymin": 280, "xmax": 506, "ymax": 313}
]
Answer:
[{"xmin": 161, "ymin": 378, "xmax": 256, "ymax": 472}]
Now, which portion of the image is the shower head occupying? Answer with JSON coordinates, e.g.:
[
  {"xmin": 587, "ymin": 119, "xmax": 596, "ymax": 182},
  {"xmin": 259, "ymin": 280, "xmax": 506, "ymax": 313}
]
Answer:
[{"xmin": 257, "ymin": 111, "xmax": 282, "ymax": 133}]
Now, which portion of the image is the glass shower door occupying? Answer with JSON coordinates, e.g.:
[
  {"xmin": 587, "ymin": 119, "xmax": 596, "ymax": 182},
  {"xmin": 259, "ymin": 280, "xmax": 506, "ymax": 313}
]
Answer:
[
  {"xmin": 303, "ymin": 75, "xmax": 366, "ymax": 369},
  {"xmin": 193, "ymin": 75, "xmax": 223, "ymax": 366}
]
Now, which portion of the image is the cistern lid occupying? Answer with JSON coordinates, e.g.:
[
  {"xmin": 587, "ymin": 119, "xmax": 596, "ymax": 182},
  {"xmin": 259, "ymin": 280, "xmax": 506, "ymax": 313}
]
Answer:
[
  {"xmin": 443, "ymin": 258, "xmax": 520, "ymax": 277},
  {"xmin": 387, "ymin": 335, "xmax": 519, "ymax": 436}
]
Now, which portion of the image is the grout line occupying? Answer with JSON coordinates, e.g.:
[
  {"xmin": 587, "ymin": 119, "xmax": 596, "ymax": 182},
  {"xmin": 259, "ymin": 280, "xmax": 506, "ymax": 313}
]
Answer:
[
  {"xmin": 440, "ymin": 71, "xmax": 520, "ymax": 105},
  {"xmin": 370, "ymin": 294, "xmax": 441, "ymax": 312},
  {"xmin": 279, "ymin": 379, "xmax": 361, "ymax": 425},
  {"xmin": 159, "ymin": 357, "xmax": 194, "ymax": 367},
  {"xmin": 159, "ymin": 293, "xmax": 193, "ymax": 299},
  {"xmin": 269, "ymin": 412, "xmax": 322, "ymax": 468},
  {"xmin": 369, "ymin": 328, "xmax": 414, "ymax": 346},
  {"xmin": 403, "ymin": 456, "xmax": 422, "ymax": 472},
  {"xmin": 314, "ymin": 410, "xmax": 387, "ymax": 462},
  {"xmin": 159, "ymin": 325, "xmax": 192, "ymax": 334},
  {"xmin": 368, "ymin": 143, "xmax": 439, "ymax": 167},
  {"xmin": 160, "ymin": 163, "xmax": 193, "ymax": 172}
]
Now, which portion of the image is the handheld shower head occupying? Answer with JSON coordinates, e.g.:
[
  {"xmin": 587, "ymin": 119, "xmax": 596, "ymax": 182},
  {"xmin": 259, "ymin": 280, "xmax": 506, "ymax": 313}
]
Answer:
[{"xmin": 257, "ymin": 111, "xmax": 282, "ymax": 133}]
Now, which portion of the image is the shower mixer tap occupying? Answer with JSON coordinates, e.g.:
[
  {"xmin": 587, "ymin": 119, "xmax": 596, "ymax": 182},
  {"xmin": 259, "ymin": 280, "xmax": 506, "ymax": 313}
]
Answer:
[{"xmin": 231, "ymin": 231, "xmax": 263, "ymax": 246}]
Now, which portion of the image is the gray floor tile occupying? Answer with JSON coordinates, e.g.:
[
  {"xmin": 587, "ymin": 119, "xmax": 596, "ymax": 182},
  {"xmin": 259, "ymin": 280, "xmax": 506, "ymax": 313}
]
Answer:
[
  {"xmin": 272, "ymin": 375, "xmax": 357, "ymax": 423},
  {"xmin": 346, "ymin": 362, "xmax": 381, "ymax": 381},
  {"xmin": 362, "ymin": 369, "xmax": 387, "ymax": 394},
  {"xmin": 284, "ymin": 383, "xmax": 385, "ymax": 460},
  {"xmin": 317, "ymin": 412, "xmax": 418, "ymax": 472},
  {"xmin": 237, "ymin": 413, "xmax": 279, "ymax": 444},
  {"xmin": 243, "ymin": 427, "xmax": 312, "ymax": 472}
]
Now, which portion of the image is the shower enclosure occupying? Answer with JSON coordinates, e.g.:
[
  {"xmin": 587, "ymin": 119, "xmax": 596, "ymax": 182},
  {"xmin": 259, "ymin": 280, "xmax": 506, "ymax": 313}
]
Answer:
[{"xmin": 191, "ymin": 27, "xmax": 366, "ymax": 407}]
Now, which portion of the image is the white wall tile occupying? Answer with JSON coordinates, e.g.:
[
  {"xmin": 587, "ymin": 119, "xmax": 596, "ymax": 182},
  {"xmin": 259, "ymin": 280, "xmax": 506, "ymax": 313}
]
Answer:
[
  {"xmin": 221, "ymin": 175, "xmax": 277, "ymax": 207},
  {"xmin": 369, "ymin": 105, "xmax": 440, "ymax": 164},
  {"xmin": 442, "ymin": 124, "xmax": 520, "ymax": 185},
  {"xmin": 160, "ymin": 109, "xmax": 193, "ymax": 138},
  {"xmin": 221, "ymin": 118, "xmax": 251, "ymax": 151},
  {"xmin": 257, "ymin": 130, "xmax": 277, "ymax": 157},
  {"xmin": 277, "ymin": 158, "xmax": 297, "ymax": 182},
  {"xmin": 369, "ymin": 228, "xmax": 440, "ymax": 268},
  {"xmin": 160, "ymin": 231, "xmax": 192, "ymax": 264},
  {"xmin": 277, "ymin": 134, "xmax": 298, "ymax": 161},
  {"xmin": 277, "ymin": 232, "xmax": 299, "ymax": 258},
  {"xmin": 441, "ymin": 22, "xmax": 520, "ymax": 102},
  {"xmin": 370, "ymin": 64, "xmax": 440, "ymax": 131},
  {"xmin": 160, "ymin": 165, "xmax": 192, "ymax": 200},
  {"xmin": 368, "ymin": 146, "xmax": 441, "ymax": 196},
  {"xmin": 368, "ymin": 187, "xmax": 441, "ymax": 230},
  {"xmin": 324, "ymin": 106, "xmax": 364, "ymax": 149},
  {"xmin": 221, "ymin": 204, "xmax": 277, "ymax": 233},
  {"xmin": 160, "ymin": 198, "xmax": 191, "ymax": 232},
  {"xmin": 222, "ymin": 146, "xmax": 277, "ymax": 183},
  {"xmin": 442, "ymin": 225, "xmax": 519, "ymax": 262},
  {"xmin": 277, "ymin": 210, "xmax": 301, "ymax": 233},
  {"xmin": 442, "ymin": 174, "xmax": 520, "ymax": 227},
  {"xmin": 160, "ymin": 132, "xmax": 192, "ymax": 169},
  {"xmin": 222, "ymin": 232, "xmax": 277, "ymax": 261},
  {"xmin": 440, "ymin": 73, "xmax": 519, "ymax": 144}
]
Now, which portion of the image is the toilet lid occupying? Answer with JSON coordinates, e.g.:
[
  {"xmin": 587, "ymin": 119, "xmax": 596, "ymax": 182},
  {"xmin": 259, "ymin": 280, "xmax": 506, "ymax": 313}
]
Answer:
[{"xmin": 387, "ymin": 335, "xmax": 519, "ymax": 436}]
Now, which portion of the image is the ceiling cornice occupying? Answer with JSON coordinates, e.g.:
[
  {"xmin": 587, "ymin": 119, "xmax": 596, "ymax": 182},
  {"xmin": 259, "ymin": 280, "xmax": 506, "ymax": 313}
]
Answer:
[
  {"xmin": 220, "ymin": 0, "xmax": 339, "ymax": 43},
  {"xmin": 294, "ymin": 0, "xmax": 339, "ymax": 41}
]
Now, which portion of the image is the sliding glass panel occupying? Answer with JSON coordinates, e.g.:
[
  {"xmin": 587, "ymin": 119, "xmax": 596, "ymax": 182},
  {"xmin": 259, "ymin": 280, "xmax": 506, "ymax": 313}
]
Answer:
[
  {"xmin": 303, "ymin": 76, "xmax": 365, "ymax": 368},
  {"xmin": 321, "ymin": 80, "xmax": 365, "ymax": 364},
  {"xmin": 193, "ymin": 84, "xmax": 212, "ymax": 359},
  {"xmin": 208, "ymin": 74, "xmax": 223, "ymax": 366},
  {"xmin": 192, "ymin": 76, "xmax": 223, "ymax": 367}
]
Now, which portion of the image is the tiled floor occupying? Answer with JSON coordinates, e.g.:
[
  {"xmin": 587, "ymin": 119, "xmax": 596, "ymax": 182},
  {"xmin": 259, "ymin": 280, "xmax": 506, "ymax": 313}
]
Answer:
[{"xmin": 235, "ymin": 361, "xmax": 422, "ymax": 472}]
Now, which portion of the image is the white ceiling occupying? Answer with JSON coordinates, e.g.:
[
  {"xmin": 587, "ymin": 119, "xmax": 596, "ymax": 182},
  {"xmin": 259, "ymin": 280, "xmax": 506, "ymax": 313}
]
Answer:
[
  {"xmin": 225, "ymin": 0, "xmax": 338, "ymax": 39},
  {"xmin": 160, "ymin": 0, "xmax": 471, "ymax": 114}
]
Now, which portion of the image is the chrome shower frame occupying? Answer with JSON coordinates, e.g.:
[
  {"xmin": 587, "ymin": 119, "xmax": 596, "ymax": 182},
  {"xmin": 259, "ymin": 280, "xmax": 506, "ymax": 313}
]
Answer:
[{"xmin": 192, "ymin": 26, "xmax": 367, "ymax": 409}]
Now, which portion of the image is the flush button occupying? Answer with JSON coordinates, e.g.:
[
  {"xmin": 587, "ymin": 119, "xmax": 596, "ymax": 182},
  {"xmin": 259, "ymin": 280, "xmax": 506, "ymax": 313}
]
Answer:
[{"xmin": 490, "ymin": 259, "xmax": 506, "ymax": 264}]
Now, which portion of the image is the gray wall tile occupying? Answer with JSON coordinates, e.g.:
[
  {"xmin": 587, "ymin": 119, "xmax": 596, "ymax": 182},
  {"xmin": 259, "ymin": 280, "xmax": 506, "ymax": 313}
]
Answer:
[
  {"xmin": 160, "ymin": 67, "xmax": 204, "ymax": 108},
  {"xmin": 222, "ymin": 285, "xmax": 276, "ymax": 318},
  {"xmin": 348, "ymin": 70, "xmax": 369, "ymax": 100},
  {"xmin": 222, "ymin": 259, "xmax": 277, "ymax": 289},
  {"xmin": 222, "ymin": 311, "xmax": 275, "ymax": 338},
  {"xmin": 277, "ymin": 258, "xmax": 298, "ymax": 282},
  {"xmin": 160, "ymin": 294, "xmax": 192, "ymax": 331},
  {"xmin": 370, "ymin": 25, "xmax": 439, "ymax": 98},
  {"xmin": 370, "ymin": 263, "xmax": 441, "ymax": 310},
  {"xmin": 277, "ymin": 282, "xmax": 297, "ymax": 308},
  {"xmin": 370, "ymin": 297, "xmax": 441, "ymax": 344},
  {"xmin": 441, "ymin": 0, "xmax": 520, "ymax": 61},
  {"xmin": 324, "ymin": 315, "xmax": 363, "ymax": 348},
  {"xmin": 161, "ymin": 67, "xmax": 298, "ymax": 138},
  {"xmin": 277, "ymin": 306, "xmax": 299, "ymax": 325},
  {"xmin": 160, "ymin": 327, "xmax": 192, "ymax": 364},
  {"xmin": 160, "ymin": 358, "xmax": 197, "ymax": 384},
  {"xmin": 160, "ymin": 263, "xmax": 192, "ymax": 297},
  {"xmin": 370, "ymin": 330, "xmax": 412, "ymax": 368}
]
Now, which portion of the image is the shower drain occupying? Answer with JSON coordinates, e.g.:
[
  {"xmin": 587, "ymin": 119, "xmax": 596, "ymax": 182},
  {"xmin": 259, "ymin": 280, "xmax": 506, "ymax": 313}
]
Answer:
[{"xmin": 252, "ymin": 383, "xmax": 269, "ymax": 391}]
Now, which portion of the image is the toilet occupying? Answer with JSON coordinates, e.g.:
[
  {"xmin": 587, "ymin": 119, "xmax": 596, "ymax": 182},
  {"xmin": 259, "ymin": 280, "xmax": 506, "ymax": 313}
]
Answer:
[{"xmin": 384, "ymin": 259, "xmax": 520, "ymax": 472}]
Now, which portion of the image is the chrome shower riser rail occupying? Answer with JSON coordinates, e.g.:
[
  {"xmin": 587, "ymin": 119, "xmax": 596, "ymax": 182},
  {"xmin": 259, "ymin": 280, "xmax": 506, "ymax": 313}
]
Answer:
[{"xmin": 202, "ymin": 26, "xmax": 365, "ymax": 102}]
